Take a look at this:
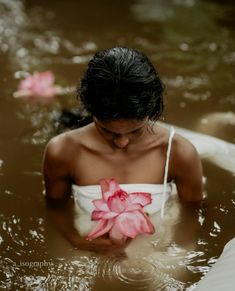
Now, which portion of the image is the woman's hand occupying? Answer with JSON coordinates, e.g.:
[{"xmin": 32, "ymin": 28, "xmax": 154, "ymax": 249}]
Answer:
[{"xmin": 70, "ymin": 234, "xmax": 126, "ymax": 252}]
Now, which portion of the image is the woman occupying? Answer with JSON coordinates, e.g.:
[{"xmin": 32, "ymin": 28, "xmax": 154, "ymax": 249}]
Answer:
[{"xmin": 43, "ymin": 47, "xmax": 203, "ymax": 249}]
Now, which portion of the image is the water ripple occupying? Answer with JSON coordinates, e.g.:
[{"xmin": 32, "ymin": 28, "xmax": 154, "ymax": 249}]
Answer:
[{"xmin": 97, "ymin": 254, "xmax": 185, "ymax": 290}]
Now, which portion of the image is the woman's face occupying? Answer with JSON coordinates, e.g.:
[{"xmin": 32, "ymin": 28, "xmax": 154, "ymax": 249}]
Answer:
[{"xmin": 94, "ymin": 117, "xmax": 149, "ymax": 149}]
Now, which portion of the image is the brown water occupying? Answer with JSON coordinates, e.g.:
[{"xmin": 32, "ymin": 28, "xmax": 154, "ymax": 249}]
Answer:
[{"xmin": 0, "ymin": 0, "xmax": 235, "ymax": 290}]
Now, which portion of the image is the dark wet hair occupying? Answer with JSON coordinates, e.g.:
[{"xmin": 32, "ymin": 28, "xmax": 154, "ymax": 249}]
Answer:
[
  {"xmin": 78, "ymin": 47, "xmax": 165, "ymax": 121},
  {"xmin": 54, "ymin": 108, "xmax": 93, "ymax": 134}
]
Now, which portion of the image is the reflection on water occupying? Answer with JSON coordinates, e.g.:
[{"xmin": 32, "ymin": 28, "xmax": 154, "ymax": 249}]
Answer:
[{"xmin": 0, "ymin": 0, "xmax": 235, "ymax": 289}]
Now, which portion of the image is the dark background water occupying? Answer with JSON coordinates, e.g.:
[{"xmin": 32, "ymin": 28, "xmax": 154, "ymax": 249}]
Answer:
[{"xmin": 0, "ymin": 0, "xmax": 235, "ymax": 290}]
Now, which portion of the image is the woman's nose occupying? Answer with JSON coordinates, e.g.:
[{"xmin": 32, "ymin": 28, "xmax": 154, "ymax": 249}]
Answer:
[{"xmin": 113, "ymin": 135, "xmax": 130, "ymax": 148}]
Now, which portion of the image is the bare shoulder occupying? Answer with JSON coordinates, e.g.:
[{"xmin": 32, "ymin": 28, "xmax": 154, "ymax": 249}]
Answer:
[
  {"xmin": 45, "ymin": 131, "xmax": 74, "ymax": 159},
  {"xmin": 147, "ymin": 123, "xmax": 200, "ymax": 170},
  {"xmin": 44, "ymin": 126, "xmax": 87, "ymax": 161},
  {"xmin": 169, "ymin": 132, "xmax": 203, "ymax": 201},
  {"xmin": 171, "ymin": 133, "xmax": 200, "ymax": 168},
  {"xmin": 43, "ymin": 124, "xmax": 95, "ymax": 202},
  {"xmin": 43, "ymin": 129, "xmax": 83, "ymax": 178}
]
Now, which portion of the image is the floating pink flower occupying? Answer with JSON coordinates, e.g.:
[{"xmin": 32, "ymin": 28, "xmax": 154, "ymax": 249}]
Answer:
[
  {"xmin": 13, "ymin": 71, "xmax": 63, "ymax": 98},
  {"xmin": 87, "ymin": 179, "xmax": 155, "ymax": 242}
]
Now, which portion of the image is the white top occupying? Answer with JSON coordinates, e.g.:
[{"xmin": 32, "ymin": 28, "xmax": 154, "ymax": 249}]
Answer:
[
  {"xmin": 73, "ymin": 183, "xmax": 173, "ymax": 215},
  {"xmin": 72, "ymin": 127, "xmax": 175, "ymax": 217}
]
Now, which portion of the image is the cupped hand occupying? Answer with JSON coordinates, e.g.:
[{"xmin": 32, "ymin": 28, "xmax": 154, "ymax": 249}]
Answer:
[{"xmin": 72, "ymin": 235, "xmax": 127, "ymax": 253}]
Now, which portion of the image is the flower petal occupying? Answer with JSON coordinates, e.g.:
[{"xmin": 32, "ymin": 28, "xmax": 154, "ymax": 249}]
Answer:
[
  {"xmin": 18, "ymin": 71, "xmax": 57, "ymax": 97},
  {"xmin": 99, "ymin": 179, "xmax": 110, "ymax": 196},
  {"xmin": 109, "ymin": 178, "xmax": 121, "ymax": 193},
  {"xmin": 114, "ymin": 212, "xmax": 141, "ymax": 238},
  {"xmin": 86, "ymin": 219, "xmax": 114, "ymax": 240},
  {"xmin": 125, "ymin": 203, "xmax": 142, "ymax": 211},
  {"xmin": 92, "ymin": 210, "xmax": 118, "ymax": 220},
  {"xmin": 100, "ymin": 178, "xmax": 122, "ymax": 201},
  {"xmin": 19, "ymin": 76, "xmax": 33, "ymax": 90},
  {"xmin": 93, "ymin": 199, "xmax": 110, "ymax": 211},
  {"xmin": 114, "ymin": 210, "xmax": 155, "ymax": 238},
  {"xmin": 102, "ymin": 212, "xmax": 119, "ymax": 219},
  {"xmin": 139, "ymin": 211, "xmax": 155, "ymax": 234},
  {"xmin": 91, "ymin": 210, "xmax": 106, "ymax": 220},
  {"xmin": 38, "ymin": 71, "xmax": 54, "ymax": 86},
  {"xmin": 129, "ymin": 192, "xmax": 152, "ymax": 206},
  {"xmin": 107, "ymin": 195, "xmax": 126, "ymax": 213},
  {"xmin": 109, "ymin": 223, "xmax": 127, "ymax": 243}
]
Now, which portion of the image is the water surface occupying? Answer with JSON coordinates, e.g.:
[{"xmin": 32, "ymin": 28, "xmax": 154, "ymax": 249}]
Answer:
[{"xmin": 0, "ymin": 0, "xmax": 235, "ymax": 290}]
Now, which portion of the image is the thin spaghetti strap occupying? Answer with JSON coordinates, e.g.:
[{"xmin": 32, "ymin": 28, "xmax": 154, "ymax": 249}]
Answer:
[{"xmin": 160, "ymin": 126, "xmax": 175, "ymax": 219}]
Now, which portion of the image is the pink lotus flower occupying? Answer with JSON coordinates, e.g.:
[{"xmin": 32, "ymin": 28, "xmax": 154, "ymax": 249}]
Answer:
[
  {"xmin": 13, "ymin": 71, "xmax": 63, "ymax": 98},
  {"xmin": 87, "ymin": 179, "xmax": 155, "ymax": 242}
]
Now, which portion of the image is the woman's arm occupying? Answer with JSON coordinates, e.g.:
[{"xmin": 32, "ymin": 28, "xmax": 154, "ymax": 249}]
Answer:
[
  {"xmin": 43, "ymin": 136, "xmax": 82, "ymax": 246},
  {"xmin": 170, "ymin": 135, "xmax": 203, "ymax": 202},
  {"xmin": 42, "ymin": 136, "xmax": 121, "ymax": 251},
  {"xmin": 43, "ymin": 136, "xmax": 72, "ymax": 203}
]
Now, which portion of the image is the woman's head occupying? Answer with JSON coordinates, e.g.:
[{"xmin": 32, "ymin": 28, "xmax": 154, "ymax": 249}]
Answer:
[{"xmin": 78, "ymin": 47, "xmax": 165, "ymax": 122}]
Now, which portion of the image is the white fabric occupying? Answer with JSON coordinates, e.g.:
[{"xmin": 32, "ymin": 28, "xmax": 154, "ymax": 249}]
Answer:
[
  {"xmin": 194, "ymin": 238, "xmax": 235, "ymax": 290},
  {"xmin": 161, "ymin": 126, "xmax": 175, "ymax": 219},
  {"xmin": 72, "ymin": 183, "xmax": 173, "ymax": 215}
]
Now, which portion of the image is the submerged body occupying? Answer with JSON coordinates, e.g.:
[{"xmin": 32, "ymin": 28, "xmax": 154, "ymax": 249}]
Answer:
[
  {"xmin": 43, "ymin": 119, "xmax": 203, "ymax": 246},
  {"xmin": 44, "ymin": 117, "xmax": 235, "ymax": 245}
]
